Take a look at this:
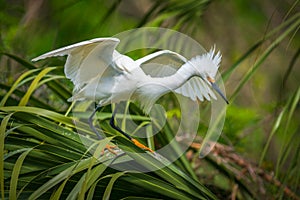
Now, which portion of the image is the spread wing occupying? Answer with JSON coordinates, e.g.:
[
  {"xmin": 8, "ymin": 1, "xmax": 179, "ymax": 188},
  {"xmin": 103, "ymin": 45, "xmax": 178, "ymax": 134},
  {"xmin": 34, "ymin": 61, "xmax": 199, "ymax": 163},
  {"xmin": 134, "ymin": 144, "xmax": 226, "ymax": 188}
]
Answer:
[
  {"xmin": 137, "ymin": 50, "xmax": 216, "ymax": 102},
  {"xmin": 32, "ymin": 38, "xmax": 121, "ymax": 90}
]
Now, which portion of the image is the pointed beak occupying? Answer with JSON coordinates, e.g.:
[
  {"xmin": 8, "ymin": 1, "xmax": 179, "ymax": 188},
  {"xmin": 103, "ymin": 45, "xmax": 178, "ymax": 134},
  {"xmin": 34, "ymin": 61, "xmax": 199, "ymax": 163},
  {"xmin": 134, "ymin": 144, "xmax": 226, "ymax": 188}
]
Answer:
[{"xmin": 207, "ymin": 77, "xmax": 229, "ymax": 104}]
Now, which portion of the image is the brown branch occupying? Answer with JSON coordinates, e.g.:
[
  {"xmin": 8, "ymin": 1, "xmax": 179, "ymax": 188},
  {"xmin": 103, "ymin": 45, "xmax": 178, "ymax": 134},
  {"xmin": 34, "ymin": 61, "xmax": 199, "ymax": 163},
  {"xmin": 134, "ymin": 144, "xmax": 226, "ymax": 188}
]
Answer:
[{"xmin": 188, "ymin": 142, "xmax": 300, "ymax": 200}]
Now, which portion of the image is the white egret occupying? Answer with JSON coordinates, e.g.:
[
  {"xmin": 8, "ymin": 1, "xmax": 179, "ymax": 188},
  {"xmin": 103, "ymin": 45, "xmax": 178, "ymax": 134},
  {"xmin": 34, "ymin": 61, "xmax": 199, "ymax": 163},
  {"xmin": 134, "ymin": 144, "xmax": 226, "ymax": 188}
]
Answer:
[{"xmin": 32, "ymin": 37, "xmax": 228, "ymax": 153}]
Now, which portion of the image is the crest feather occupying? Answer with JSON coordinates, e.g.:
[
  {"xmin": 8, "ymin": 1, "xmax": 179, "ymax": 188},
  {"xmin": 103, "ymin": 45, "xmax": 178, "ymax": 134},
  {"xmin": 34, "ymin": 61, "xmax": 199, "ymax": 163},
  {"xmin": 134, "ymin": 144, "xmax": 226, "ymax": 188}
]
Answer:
[{"xmin": 187, "ymin": 46, "xmax": 222, "ymax": 78}]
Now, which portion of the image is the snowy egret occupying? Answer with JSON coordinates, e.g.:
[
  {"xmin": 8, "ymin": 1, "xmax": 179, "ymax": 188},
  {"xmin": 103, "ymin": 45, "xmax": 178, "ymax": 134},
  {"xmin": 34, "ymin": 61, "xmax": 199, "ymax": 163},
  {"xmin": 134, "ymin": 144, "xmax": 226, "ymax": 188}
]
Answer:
[{"xmin": 32, "ymin": 37, "xmax": 228, "ymax": 153}]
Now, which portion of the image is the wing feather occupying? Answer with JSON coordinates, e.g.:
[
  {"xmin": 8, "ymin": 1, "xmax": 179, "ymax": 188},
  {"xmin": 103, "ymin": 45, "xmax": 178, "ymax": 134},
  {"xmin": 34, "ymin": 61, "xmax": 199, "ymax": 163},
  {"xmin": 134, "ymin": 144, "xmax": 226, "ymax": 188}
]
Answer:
[
  {"xmin": 139, "ymin": 50, "xmax": 216, "ymax": 102},
  {"xmin": 32, "ymin": 38, "xmax": 117, "ymax": 61},
  {"xmin": 136, "ymin": 50, "xmax": 188, "ymax": 66},
  {"xmin": 32, "ymin": 38, "xmax": 120, "ymax": 89}
]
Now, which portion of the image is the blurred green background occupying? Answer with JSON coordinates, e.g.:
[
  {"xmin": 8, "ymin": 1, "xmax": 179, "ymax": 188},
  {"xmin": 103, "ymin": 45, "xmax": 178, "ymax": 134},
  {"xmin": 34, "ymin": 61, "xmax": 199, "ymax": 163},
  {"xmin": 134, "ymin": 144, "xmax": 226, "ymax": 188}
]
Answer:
[{"xmin": 0, "ymin": 0, "xmax": 299, "ymax": 199}]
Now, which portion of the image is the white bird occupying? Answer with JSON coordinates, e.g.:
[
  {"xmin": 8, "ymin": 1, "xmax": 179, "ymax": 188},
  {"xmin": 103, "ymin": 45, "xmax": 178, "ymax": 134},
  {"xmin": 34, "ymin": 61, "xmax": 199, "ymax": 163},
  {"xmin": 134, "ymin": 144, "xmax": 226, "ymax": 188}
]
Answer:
[{"xmin": 32, "ymin": 37, "xmax": 228, "ymax": 153}]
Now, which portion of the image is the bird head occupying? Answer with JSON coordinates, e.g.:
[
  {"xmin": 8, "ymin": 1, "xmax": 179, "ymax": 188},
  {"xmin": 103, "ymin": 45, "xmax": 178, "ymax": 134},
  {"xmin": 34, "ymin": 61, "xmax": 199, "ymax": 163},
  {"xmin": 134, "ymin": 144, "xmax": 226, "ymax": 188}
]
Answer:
[{"xmin": 189, "ymin": 47, "xmax": 229, "ymax": 104}]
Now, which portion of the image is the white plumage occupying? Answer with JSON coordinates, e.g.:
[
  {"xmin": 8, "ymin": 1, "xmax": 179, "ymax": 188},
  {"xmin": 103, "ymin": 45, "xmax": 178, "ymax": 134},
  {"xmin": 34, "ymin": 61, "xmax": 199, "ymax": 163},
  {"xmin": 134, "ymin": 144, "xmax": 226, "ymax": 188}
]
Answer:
[
  {"xmin": 32, "ymin": 37, "xmax": 227, "ymax": 114},
  {"xmin": 32, "ymin": 37, "xmax": 228, "ymax": 153}
]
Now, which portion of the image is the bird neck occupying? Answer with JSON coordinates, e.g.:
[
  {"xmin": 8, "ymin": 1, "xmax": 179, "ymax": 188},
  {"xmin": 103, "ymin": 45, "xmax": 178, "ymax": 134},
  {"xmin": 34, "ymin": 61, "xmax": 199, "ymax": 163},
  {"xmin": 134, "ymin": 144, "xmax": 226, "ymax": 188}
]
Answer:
[
  {"xmin": 137, "ymin": 64, "xmax": 198, "ymax": 114},
  {"xmin": 152, "ymin": 64, "xmax": 197, "ymax": 90}
]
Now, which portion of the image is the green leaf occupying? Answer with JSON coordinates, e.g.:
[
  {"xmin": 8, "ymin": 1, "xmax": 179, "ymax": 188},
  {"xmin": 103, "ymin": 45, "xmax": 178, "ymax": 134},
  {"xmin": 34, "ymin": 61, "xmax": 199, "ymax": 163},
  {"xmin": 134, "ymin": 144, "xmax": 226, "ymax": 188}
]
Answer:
[
  {"xmin": 0, "ymin": 113, "xmax": 14, "ymax": 200},
  {"xmin": 122, "ymin": 173, "xmax": 193, "ymax": 200},
  {"xmin": 9, "ymin": 148, "xmax": 32, "ymax": 200},
  {"xmin": 230, "ymin": 15, "xmax": 300, "ymax": 100},
  {"xmin": 0, "ymin": 69, "xmax": 40, "ymax": 106},
  {"xmin": 19, "ymin": 67, "xmax": 57, "ymax": 106},
  {"xmin": 259, "ymin": 109, "xmax": 285, "ymax": 166},
  {"xmin": 1, "ymin": 52, "xmax": 36, "ymax": 69},
  {"xmin": 67, "ymin": 137, "xmax": 114, "ymax": 200},
  {"xmin": 102, "ymin": 171, "xmax": 127, "ymax": 200},
  {"xmin": 28, "ymin": 138, "xmax": 113, "ymax": 200},
  {"xmin": 77, "ymin": 162, "xmax": 110, "ymax": 200},
  {"xmin": 115, "ymin": 137, "xmax": 216, "ymax": 199},
  {"xmin": 50, "ymin": 178, "xmax": 69, "ymax": 200},
  {"xmin": 276, "ymin": 87, "xmax": 300, "ymax": 176}
]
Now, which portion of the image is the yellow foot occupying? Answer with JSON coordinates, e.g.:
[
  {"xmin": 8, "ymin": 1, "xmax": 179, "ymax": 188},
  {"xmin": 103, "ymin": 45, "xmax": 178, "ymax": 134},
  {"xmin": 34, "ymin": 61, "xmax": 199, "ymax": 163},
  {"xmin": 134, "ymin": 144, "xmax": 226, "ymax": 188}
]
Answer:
[
  {"xmin": 102, "ymin": 144, "xmax": 118, "ymax": 155},
  {"xmin": 131, "ymin": 139, "xmax": 154, "ymax": 153}
]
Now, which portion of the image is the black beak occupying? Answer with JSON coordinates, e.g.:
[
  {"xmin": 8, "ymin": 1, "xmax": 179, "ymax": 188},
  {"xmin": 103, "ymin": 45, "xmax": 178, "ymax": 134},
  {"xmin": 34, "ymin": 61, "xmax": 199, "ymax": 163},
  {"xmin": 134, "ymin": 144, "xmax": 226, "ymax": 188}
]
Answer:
[{"xmin": 211, "ymin": 82, "xmax": 229, "ymax": 104}]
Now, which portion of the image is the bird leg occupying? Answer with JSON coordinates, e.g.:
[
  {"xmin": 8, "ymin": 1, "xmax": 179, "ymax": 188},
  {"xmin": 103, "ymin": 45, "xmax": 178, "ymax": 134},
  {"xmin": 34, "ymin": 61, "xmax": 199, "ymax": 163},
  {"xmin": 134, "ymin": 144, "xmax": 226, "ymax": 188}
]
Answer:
[
  {"xmin": 88, "ymin": 104, "xmax": 103, "ymax": 140},
  {"xmin": 89, "ymin": 104, "xmax": 117, "ymax": 154},
  {"xmin": 109, "ymin": 108, "xmax": 154, "ymax": 153}
]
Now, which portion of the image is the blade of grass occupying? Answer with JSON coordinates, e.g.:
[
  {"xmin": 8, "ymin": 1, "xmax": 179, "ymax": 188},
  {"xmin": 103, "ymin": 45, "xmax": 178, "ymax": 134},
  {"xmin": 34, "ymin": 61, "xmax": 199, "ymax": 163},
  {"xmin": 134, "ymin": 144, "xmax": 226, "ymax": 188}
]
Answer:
[
  {"xmin": 230, "ymin": 16, "xmax": 300, "ymax": 100},
  {"xmin": 0, "ymin": 113, "xmax": 14, "ymax": 200},
  {"xmin": 0, "ymin": 69, "xmax": 40, "ymax": 106},
  {"xmin": 19, "ymin": 67, "xmax": 57, "ymax": 106},
  {"xmin": 28, "ymin": 137, "xmax": 113, "ymax": 200},
  {"xmin": 28, "ymin": 156, "xmax": 111, "ymax": 200},
  {"xmin": 223, "ymin": 12, "xmax": 300, "ymax": 81},
  {"xmin": 122, "ymin": 173, "xmax": 197, "ymax": 200},
  {"xmin": 68, "ymin": 137, "xmax": 113, "ymax": 200},
  {"xmin": 0, "ymin": 83, "xmax": 53, "ymax": 109},
  {"xmin": 1, "ymin": 52, "xmax": 36, "ymax": 69},
  {"xmin": 37, "ymin": 75, "xmax": 66, "ymax": 87},
  {"xmin": 116, "ymin": 136, "xmax": 216, "ymax": 199},
  {"xmin": 102, "ymin": 171, "xmax": 127, "ymax": 200},
  {"xmin": 0, "ymin": 106, "xmax": 78, "ymax": 130},
  {"xmin": 46, "ymin": 80, "xmax": 72, "ymax": 103},
  {"xmin": 259, "ymin": 109, "xmax": 285, "ymax": 166},
  {"xmin": 78, "ymin": 160, "xmax": 112, "ymax": 199},
  {"xmin": 276, "ymin": 87, "xmax": 300, "ymax": 177},
  {"xmin": 50, "ymin": 178, "xmax": 69, "ymax": 200},
  {"xmin": 0, "ymin": 106, "xmax": 150, "ymax": 142},
  {"xmin": 9, "ymin": 148, "xmax": 32, "ymax": 200},
  {"xmin": 2, "ymin": 51, "xmax": 72, "ymax": 103}
]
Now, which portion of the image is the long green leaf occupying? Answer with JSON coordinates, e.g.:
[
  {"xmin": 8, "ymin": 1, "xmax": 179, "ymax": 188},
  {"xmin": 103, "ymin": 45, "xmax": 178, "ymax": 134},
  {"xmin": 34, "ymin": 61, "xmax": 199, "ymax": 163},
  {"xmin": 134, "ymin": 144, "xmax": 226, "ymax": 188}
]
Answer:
[
  {"xmin": 28, "ymin": 138, "xmax": 113, "ymax": 200},
  {"xmin": 0, "ymin": 83, "xmax": 53, "ymax": 109},
  {"xmin": 223, "ymin": 12, "xmax": 300, "ymax": 81},
  {"xmin": 122, "ymin": 173, "xmax": 193, "ymax": 200},
  {"xmin": 77, "ymin": 162, "xmax": 110, "ymax": 200},
  {"xmin": 1, "ymin": 52, "xmax": 36, "ymax": 69},
  {"xmin": 0, "ymin": 106, "xmax": 80, "ymax": 132},
  {"xmin": 115, "ymin": 137, "xmax": 216, "ymax": 199},
  {"xmin": 0, "ymin": 113, "xmax": 14, "ymax": 200},
  {"xmin": 9, "ymin": 148, "xmax": 32, "ymax": 200},
  {"xmin": 231, "ymin": 16, "xmax": 300, "ymax": 100},
  {"xmin": 276, "ymin": 87, "xmax": 300, "ymax": 176},
  {"xmin": 28, "ymin": 158, "xmax": 91, "ymax": 200},
  {"xmin": 0, "ymin": 69, "xmax": 40, "ymax": 106},
  {"xmin": 19, "ymin": 67, "xmax": 57, "ymax": 106},
  {"xmin": 67, "ymin": 137, "xmax": 113, "ymax": 200},
  {"xmin": 102, "ymin": 171, "xmax": 127, "ymax": 200},
  {"xmin": 259, "ymin": 109, "xmax": 285, "ymax": 166},
  {"xmin": 50, "ymin": 178, "xmax": 69, "ymax": 200}
]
